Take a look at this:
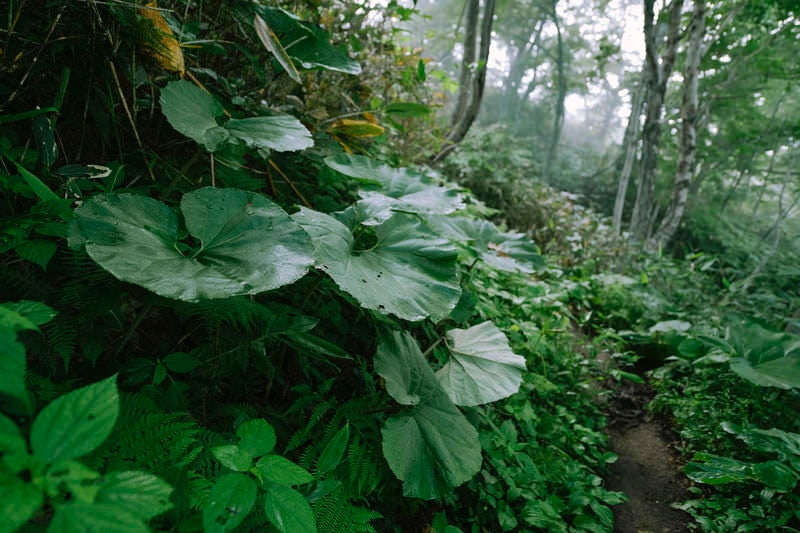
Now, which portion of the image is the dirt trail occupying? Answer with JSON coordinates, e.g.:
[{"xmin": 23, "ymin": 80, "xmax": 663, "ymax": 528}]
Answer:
[{"xmin": 604, "ymin": 380, "xmax": 692, "ymax": 533}]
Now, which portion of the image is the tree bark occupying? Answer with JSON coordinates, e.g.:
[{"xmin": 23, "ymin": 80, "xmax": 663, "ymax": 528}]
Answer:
[
  {"xmin": 433, "ymin": 0, "xmax": 496, "ymax": 162},
  {"xmin": 450, "ymin": 0, "xmax": 479, "ymax": 128},
  {"xmin": 542, "ymin": 0, "xmax": 566, "ymax": 183},
  {"xmin": 613, "ymin": 75, "xmax": 645, "ymax": 233},
  {"xmin": 651, "ymin": 0, "xmax": 706, "ymax": 247},
  {"xmin": 629, "ymin": 0, "xmax": 684, "ymax": 240}
]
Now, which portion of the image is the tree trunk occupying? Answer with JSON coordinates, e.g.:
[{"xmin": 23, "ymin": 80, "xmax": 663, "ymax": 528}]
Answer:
[
  {"xmin": 542, "ymin": 0, "xmax": 566, "ymax": 183},
  {"xmin": 651, "ymin": 0, "xmax": 706, "ymax": 247},
  {"xmin": 433, "ymin": 0, "xmax": 496, "ymax": 162},
  {"xmin": 613, "ymin": 75, "xmax": 645, "ymax": 233},
  {"xmin": 629, "ymin": 0, "xmax": 684, "ymax": 240}
]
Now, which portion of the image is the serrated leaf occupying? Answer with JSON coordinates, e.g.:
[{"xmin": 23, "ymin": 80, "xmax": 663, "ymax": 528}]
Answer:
[
  {"xmin": 30, "ymin": 376, "xmax": 118, "ymax": 463},
  {"xmin": 48, "ymin": 502, "xmax": 148, "ymax": 533},
  {"xmin": 0, "ymin": 469, "xmax": 43, "ymax": 533},
  {"xmin": 95, "ymin": 471, "xmax": 173, "ymax": 520},
  {"xmin": 236, "ymin": 419, "xmax": 276, "ymax": 458},
  {"xmin": 375, "ymin": 331, "xmax": 482, "ymax": 498},
  {"xmin": 254, "ymin": 14, "xmax": 301, "ymax": 83},
  {"xmin": 44, "ymin": 460, "xmax": 101, "ymax": 502},
  {"xmin": 436, "ymin": 321, "xmax": 526, "ymax": 406},
  {"xmin": 202, "ymin": 473, "xmax": 257, "ymax": 533},
  {"xmin": 264, "ymin": 483, "xmax": 317, "ymax": 533},
  {"xmin": 226, "ymin": 116, "xmax": 313, "ymax": 152},
  {"xmin": 294, "ymin": 208, "xmax": 460, "ymax": 322},
  {"xmin": 254, "ymin": 455, "xmax": 313, "ymax": 486},
  {"xmin": 212, "ymin": 445, "xmax": 253, "ymax": 472},
  {"xmin": 69, "ymin": 188, "xmax": 314, "ymax": 301}
]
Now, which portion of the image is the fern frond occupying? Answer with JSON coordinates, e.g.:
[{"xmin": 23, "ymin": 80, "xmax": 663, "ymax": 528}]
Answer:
[{"xmin": 314, "ymin": 487, "xmax": 382, "ymax": 533}]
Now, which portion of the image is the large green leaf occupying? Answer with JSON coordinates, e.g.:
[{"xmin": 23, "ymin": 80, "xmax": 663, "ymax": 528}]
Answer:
[
  {"xmin": 264, "ymin": 483, "xmax": 317, "ymax": 533},
  {"xmin": 255, "ymin": 6, "xmax": 361, "ymax": 75},
  {"xmin": 684, "ymin": 453, "xmax": 797, "ymax": 491},
  {"xmin": 202, "ymin": 473, "xmax": 257, "ymax": 533},
  {"xmin": 436, "ymin": 321, "xmax": 527, "ymax": 406},
  {"xmin": 226, "ymin": 116, "xmax": 313, "ymax": 152},
  {"xmin": 726, "ymin": 321, "xmax": 800, "ymax": 389},
  {"xmin": 325, "ymin": 154, "xmax": 464, "ymax": 224},
  {"xmin": 159, "ymin": 80, "xmax": 224, "ymax": 150},
  {"xmin": 293, "ymin": 208, "xmax": 460, "ymax": 322},
  {"xmin": 375, "ymin": 331, "xmax": 482, "ymax": 499},
  {"xmin": 70, "ymin": 188, "xmax": 314, "ymax": 301},
  {"xmin": 30, "ymin": 376, "xmax": 118, "ymax": 463},
  {"xmin": 427, "ymin": 216, "xmax": 543, "ymax": 273},
  {"xmin": 254, "ymin": 455, "xmax": 313, "ymax": 486},
  {"xmin": 48, "ymin": 503, "xmax": 148, "ymax": 533},
  {"xmin": 236, "ymin": 418, "xmax": 277, "ymax": 458},
  {"xmin": 94, "ymin": 471, "xmax": 173, "ymax": 521},
  {"xmin": 159, "ymin": 80, "xmax": 313, "ymax": 153}
]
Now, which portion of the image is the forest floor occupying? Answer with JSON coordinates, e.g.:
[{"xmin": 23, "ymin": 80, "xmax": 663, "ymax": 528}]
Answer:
[{"xmin": 604, "ymin": 378, "xmax": 692, "ymax": 533}]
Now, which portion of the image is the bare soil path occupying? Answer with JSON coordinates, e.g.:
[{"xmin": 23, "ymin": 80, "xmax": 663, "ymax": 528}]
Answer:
[{"xmin": 604, "ymin": 380, "xmax": 692, "ymax": 533}]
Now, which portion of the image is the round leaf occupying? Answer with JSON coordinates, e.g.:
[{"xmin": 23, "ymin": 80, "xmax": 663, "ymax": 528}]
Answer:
[
  {"xmin": 226, "ymin": 116, "xmax": 313, "ymax": 152},
  {"xmin": 70, "ymin": 188, "xmax": 314, "ymax": 301},
  {"xmin": 30, "ymin": 376, "xmax": 118, "ymax": 463},
  {"xmin": 159, "ymin": 80, "xmax": 224, "ymax": 150},
  {"xmin": 436, "ymin": 321, "xmax": 527, "ymax": 406},
  {"xmin": 236, "ymin": 419, "xmax": 276, "ymax": 458},
  {"xmin": 294, "ymin": 208, "xmax": 460, "ymax": 322},
  {"xmin": 381, "ymin": 392, "xmax": 482, "ymax": 499},
  {"xmin": 374, "ymin": 331, "xmax": 440, "ymax": 406}
]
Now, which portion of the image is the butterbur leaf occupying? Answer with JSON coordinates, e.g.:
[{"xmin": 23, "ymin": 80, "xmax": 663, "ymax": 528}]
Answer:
[
  {"xmin": 436, "ymin": 321, "xmax": 527, "ymax": 406},
  {"xmin": 374, "ymin": 331, "xmax": 439, "ymax": 406},
  {"xmin": 294, "ymin": 208, "xmax": 460, "ymax": 322},
  {"xmin": 159, "ymin": 80, "xmax": 223, "ymax": 149},
  {"xmin": 48, "ymin": 502, "xmax": 148, "ymax": 533},
  {"xmin": 236, "ymin": 419, "xmax": 276, "ymax": 458},
  {"xmin": 70, "ymin": 188, "xmax": 314, "ymax": 301},
  {"xmin": 202, "ymin": 473, "xmax": 257, "ymax": 533},
  {"xmin": 381, "ymin": 392, "xmax": 482, "ymax": 499},
  {"xmin": 30, "ymin": 375, "xmax": 118, "ymax": 463},
  {"xmin": 95, "ymin": 471, "xmax": 173, "ymax": 520},
  {"xmin": 254, "ymin": 455, "xmax": 313, "ymax": 485},
  {"xmin": 325, "ymin": 154, "xmax": 464, "ymax": 224},
  {"xmin": 264, "ymin": 483, "xmax": 317, "ymax": 533},
  {"xmin": 226, "ymin": 116, "xmax": 313, "ymax": 152},
  {"xmin": 375, "ymin": 331, "xmax": 482, "ymax": 498},
  {"xmin": 160, "ymin": 81, "xmax": 313, "ymax": 153},
  {"xmin": 427, "ymin": 216, "xmax": 543, "ymax": 273}
]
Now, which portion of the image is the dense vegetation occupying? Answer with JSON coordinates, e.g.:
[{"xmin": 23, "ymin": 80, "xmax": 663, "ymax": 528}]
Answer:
[{"xmin": 1, "ymin": 1, "xmax": 798, "ymax": 532}]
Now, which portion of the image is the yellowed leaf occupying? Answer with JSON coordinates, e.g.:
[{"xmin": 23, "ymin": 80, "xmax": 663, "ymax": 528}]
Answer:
[
  {"xmin": 139, "ymin": 1, "xmax": 185, "ymax": 76},
  {"xmin": 328, "ymin": 119, "xmax": 385, "ymax": 138}
]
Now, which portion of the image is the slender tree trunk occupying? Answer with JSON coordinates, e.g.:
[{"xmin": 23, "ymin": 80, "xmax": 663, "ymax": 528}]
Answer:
[
  {"xmin": 652, "ymin": 0, "xmax": 706, "ymax": 247},
  {"xmin": 613, "ymin": 75, "xmax": 645, "ymax": 233},
  {"xmin": 450, "ymin": 0, "xmax": 479, "ymax": 127},
  {"xmin": 542, "ymin": 0, "xmax": 566, "ymax": 183},
  {"xmin": 433, "ymin": 0, "xmax": 496, "ymax": 162},
  {"xmin": 629, "ymin": 0, "xmax": 684, "ymax": 240}
]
